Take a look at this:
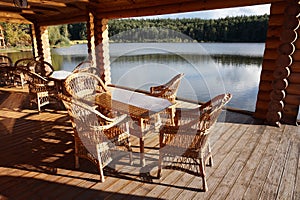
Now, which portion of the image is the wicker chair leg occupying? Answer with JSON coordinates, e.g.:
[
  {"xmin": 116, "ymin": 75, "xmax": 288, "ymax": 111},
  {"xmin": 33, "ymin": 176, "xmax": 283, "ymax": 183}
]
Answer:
[
  {"xmin": 96, "ymin": 145, "xmax": 105, "ymax": 182},
  {"xmin": 207, "ymin": 143, "xmax": 213, "ymax": 167},
  {"xmin": 157, "ymin": 153, "xmax": 163, "ymax": 178},
  {"xmin": 199, "ymin": 157, "xmax": 208, "ymax": 191},
  {"xmin": 75, "ymin": 155, "xmax": 80, "ymax": 169},
  {"xmin": 208, "ymin": 156, "xmax": 213, "ymax": 167},
  {"xmin": 129, "ymin": 151, "xmax": 133, "ymax": 165},
  {"xmin": 74, "ymin": 142, "xmax": 80, "ymax": 168}
]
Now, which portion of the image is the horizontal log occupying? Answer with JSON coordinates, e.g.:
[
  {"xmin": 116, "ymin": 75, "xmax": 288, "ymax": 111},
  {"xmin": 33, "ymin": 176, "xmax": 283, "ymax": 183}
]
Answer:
[
  {"xmin": 284, "ymin": 3, "xmax": 300, "ymax": 16},
  {"xmin": 271, "ymin": 89, "xmax": 286, "ymax": 101},
  {"xmin": 293, "ymin": 38, "xmax": 300, "ymax": 51},
  {"xmin": 266, "ymin": 26, "xmax": 281, "ymax": 38},
  {"xmin": 280, "ymin": 29, "xmax": 297, "ymax": 43},
  {"xmin": 270, "ymin": 1, "xmax": 286, "ymax": 15},
  {"xmin": 283, "ymin": 16, "xmax": 300, "ymax": 30},
  {"xmin": 253, "ymin": 109, "xmax": 267, "ymax": 120},
  {"xmin": 256, "ymin": 91, "xmax": 271, "ymax": 102},
  {"xmin": 265, "ymin": 37, "xmax": 281, "ymax": 49},
  {"xmin": 258, "ymin": 80, "xmax": 273, "ymax": 91},
  {"xmin": 283, "ymin": 104, "xmax": 299, "ymax": 116},
  {"xmin": 275, "ymin": 55, "xmax": 292, "ymax": 67},
  {"xmin": 292, "ymin": 50, "xmax": 300, "ymax": 61},
  {"xmin": 268, "ymin": 14, "xmax": 284, "ymax": 26},
  {"xmin": 264, "ymin": 48, "xmax": 279, "ymax": 60},
  {"xmin": 295, "ymin": 35, "xmax": 300, "ymax": 49},
  {"xmin": 285, "ymin": 93, "xmax": 300, "ymax": 105},
  {"xmin": 270, "ymin": 1, "xmax": 287, "ymax": 15},
  {"xmin": 272, "ymin": 78, "xmax": 288, "ymax": 90},
  {"xmin": 286, "ymin": 83, "xmax": 300, "ymax": 95},
  {"xmin": 266, "ymin": 111, "xmax": 282, "ymax": 125},
  {"xmin": 262, "ymin": 59, "xmax": 276, "ymax": 71},
  {"xmin": 290, "ymin": 62, "xmax": 300, "ymax": 72},
  {"xmin": 256, "ymin": 100, "xmax": 271, "ymax": 110},
  {"xmin": 268, "ymin": 100, "xmax": 284, "ymax": 112},
  {"xmin": 273, "ymin": 66, "xmax": 290, "ymax": 80},
  {"xmin": 288, "ymin": 72, "xmax": 300, "ymax": 83},
  {"xmin": 278, "ymin": 43, "xmax": 295, "ymax": 55},
  {"xmin": 281, "ymin": 113, "xmax": 298, "ymax": 125},
  {"xmin": 261, "ymin": 70, "xmax": 275, "ymax": 81}
]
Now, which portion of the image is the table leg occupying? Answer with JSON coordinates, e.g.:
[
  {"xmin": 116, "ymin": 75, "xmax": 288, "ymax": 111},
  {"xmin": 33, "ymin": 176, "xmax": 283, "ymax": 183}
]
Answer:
[
  {"xmin": 139, "ymin": 118, "xmax": 146, "ymax": 166},
  {"xmin": 140, "ymin": 137, "xmax": 145, "ymax": 166}
]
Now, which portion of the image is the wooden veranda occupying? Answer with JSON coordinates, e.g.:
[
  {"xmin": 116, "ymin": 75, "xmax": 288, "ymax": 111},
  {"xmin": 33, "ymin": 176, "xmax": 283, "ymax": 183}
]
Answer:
[
  {"xmin": 0, "ymin": 87, "xmax": 299, "ymax": 199},
  {"xmin": 0, "ymin": 0, "xmax": 299, "ymax": 199}
]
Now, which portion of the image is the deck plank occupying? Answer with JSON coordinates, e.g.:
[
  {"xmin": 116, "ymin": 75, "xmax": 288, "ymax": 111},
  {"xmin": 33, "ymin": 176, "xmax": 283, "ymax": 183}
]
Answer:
[
  {"xmin": 243, "ymin": 125, "xmax": 285, "ymax": 199},
  {"xmin": 224, "ymin": 125, "xmax": 267, "ymax": 199},
  {"xmin": 259, "ymin": 125, "xmax": 291, "ymax": 200}
]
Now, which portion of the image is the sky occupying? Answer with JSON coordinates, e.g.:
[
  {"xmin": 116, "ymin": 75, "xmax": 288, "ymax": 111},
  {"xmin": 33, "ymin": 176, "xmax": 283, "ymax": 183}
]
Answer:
[{"xmin": 138, "ymin": 4, "xmax": 271, "ymax": 19}]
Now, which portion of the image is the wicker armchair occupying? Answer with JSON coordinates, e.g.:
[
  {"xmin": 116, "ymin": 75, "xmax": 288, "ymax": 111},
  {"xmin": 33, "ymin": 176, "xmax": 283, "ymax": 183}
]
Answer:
[
  {"xmin": 64, "ymin": 72, "xmax": 108, "ymax": 100},
  {"xmin": 157, "ymin": 93, "xmax": 232, "ymax": 191},
  {"xmin": 58, "ymin": 93, "xmax": 133, "ymax": 182},
  {"xmin": 0, "ymin": 55, "xmax": 12, "ymax": 67},
  {"xmin": 72, "ymin": 60, "xmax": 99, "ymax": 74},
  {"xmin": 150, "ymin": 73, "xmax": 184, "ymax": 125},
  {"xmin": 26, "ymin": 60, "xmax": 54, "ymax": 77},
  {"xmin": 150, "ymin": 73, "xmax": 184, "ymax": 103},
  {"xmin": 0, "ymin": 55, "xmax": 13, "ymax": 86},
  {"xmin": 13, "ymin": 56, "xmax": 41, "ymax": 87},
  {"xmin": 25, "ymin": 70, "xmax": 56, "ymax": 112}
]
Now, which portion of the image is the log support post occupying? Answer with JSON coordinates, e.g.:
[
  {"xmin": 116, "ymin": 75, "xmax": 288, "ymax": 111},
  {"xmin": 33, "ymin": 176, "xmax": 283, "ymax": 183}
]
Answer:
[
  {"xmin": 32, "ymin": 23, "xmax": 52, "ymax": 64},
  {"xmin": 87, "ymin": 12, "xmax": 111, "ymax": 84}
]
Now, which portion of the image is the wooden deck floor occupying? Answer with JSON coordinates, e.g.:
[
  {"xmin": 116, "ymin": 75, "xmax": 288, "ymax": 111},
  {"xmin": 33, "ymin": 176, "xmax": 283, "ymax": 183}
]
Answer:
[{"xmin": 0, "ymin": 88, "xmax": 299, "ymax": 200}]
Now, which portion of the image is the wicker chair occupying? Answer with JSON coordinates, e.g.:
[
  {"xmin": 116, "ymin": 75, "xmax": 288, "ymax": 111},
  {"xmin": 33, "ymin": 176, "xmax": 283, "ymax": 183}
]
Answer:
[
  {"xmin": 13, "ymin": 56, "xmax": 41, "ymax": 87},
  {"xmin": 26, "ymin": 60, "xmax": 54, "ymax": 77},
  {"xmin": 64, "ymin": 72, "xmax": 108, "ymax": 100},
  {"xmin": 25, "ymin": 70, "xmax": 56, "ymax": 112},
  {"xmin": 157, "ymin": 93, "xmax": 232, "ymax": 191},
  {"xmin": 72, "ymin": 60, "xmax": 99, "ymax": 74},
  {"xmin": 58, "ymin": 93, "xmax": 133, "ymax": 182},
  {"xmin": 150, "ymin": 73, "xmax": 184, "ymax": 125},
  {"xmin": 0, "ymin": 55, "xmax": 13, "ymax": 86},
  {"xmin": 150, "ymin": 73, "xmax": 184, "ymax": 103}
]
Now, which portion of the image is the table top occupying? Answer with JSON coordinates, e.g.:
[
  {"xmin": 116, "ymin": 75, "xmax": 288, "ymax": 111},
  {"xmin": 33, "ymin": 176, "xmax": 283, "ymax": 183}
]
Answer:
[
  {"xmin": 95, "ymin": 87, "xmax": 173, "ymax": 119},
  {"xmin": 49, "ymin": 70, "xmax": 72, "ymax": 80}
]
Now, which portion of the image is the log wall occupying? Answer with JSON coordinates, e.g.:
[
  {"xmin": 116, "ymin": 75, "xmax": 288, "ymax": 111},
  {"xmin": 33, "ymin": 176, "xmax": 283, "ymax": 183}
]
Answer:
[{"xmin": 255, "ymin": 0, "xmax": 300, "ymax": 126}]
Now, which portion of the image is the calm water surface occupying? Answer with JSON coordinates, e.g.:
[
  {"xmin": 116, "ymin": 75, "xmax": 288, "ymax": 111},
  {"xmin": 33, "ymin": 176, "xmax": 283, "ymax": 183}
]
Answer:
[{"xmin": 6, "ymin": 43, "xmax": 299, "ymax": 117}]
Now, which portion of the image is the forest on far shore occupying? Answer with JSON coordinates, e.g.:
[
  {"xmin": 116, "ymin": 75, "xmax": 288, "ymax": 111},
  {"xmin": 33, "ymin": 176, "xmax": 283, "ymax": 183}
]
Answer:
[{"xmin": 0, "ymin": 14, "xmax": 268, "ymax": 47}]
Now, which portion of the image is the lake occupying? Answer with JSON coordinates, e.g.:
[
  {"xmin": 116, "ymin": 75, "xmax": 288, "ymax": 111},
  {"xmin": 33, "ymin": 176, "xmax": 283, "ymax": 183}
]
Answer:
[
  {"xmin": 5, "ymin": 43, "xmax": 300, "ymax": 118},
  {"xmin": 52, "ymin": 42, "xmax": 264, "ymax": 112}
]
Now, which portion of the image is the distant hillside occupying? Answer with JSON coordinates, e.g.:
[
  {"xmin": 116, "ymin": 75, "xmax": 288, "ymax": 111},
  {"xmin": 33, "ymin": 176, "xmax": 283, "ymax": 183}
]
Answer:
[{"xmin": 108, "ymin": 15, "xmax": 269, "ymax": 42}]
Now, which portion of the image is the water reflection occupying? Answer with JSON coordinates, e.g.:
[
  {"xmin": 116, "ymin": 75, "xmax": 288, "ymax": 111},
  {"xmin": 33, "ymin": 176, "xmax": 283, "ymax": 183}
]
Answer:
[{"xmin": 111, "ymin": 53, "xmax": 261, "ymax": 111}]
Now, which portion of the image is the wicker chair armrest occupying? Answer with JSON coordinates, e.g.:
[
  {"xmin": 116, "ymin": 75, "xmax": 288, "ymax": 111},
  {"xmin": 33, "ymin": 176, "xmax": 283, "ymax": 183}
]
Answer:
[
  {"xmin": 150, "ymin": 84, "xmax": 167, "ymax": 92},
  {"xmin": 91, "ymin": 114, "xmax": 128, "ymax": 131},
  {"xmin": 57, "ymin": 93, "xmax": 116, "ymax": 123}
]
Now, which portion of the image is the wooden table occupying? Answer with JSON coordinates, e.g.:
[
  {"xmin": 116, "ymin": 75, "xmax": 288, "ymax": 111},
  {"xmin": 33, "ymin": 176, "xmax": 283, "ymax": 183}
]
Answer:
[
  {"xmin": 95, "ymin": 87, "xmax": 174, "ymax": 166},
  {"xmin": 48, "ymin": 70, "xmax": 72, "ymax": 94}
]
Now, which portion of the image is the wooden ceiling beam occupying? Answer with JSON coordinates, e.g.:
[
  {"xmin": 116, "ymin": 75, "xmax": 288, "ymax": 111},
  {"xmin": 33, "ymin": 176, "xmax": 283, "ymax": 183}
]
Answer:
[
  {"xmin": 28, "ymin": 0, "xmax": 67, "ymax": 7},
  {"xmin": 95, "ymin": 0, "xmax": 282, "ymax": 19},
  {"xmin": 0, "ymin": 12, "xmax": 31, "ymax": 24},
  {"xmin": 36, "ymin": 13, "xmax": 87, "ymax": 26}
]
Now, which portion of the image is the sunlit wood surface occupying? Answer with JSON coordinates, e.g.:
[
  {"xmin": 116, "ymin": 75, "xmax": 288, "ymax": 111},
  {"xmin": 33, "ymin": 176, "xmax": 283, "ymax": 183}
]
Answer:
[{"xmin": 0, "ymin": 87, "xmax": 299, "ymax": 200}]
